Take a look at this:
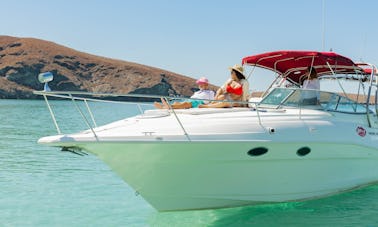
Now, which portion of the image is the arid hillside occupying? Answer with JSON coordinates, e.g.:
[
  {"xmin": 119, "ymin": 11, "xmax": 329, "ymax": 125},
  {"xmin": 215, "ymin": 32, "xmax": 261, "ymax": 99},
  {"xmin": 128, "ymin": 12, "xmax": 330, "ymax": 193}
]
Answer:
[{"xmin": 0, "ymin": 36, "xmax": 215, "ymax": 99}]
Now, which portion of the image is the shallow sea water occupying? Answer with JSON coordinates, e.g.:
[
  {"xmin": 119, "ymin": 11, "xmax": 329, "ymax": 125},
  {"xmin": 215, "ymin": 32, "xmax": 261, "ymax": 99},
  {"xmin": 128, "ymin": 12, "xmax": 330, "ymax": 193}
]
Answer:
[{"xmin": 1, "ymin": 99, "xmax": 378, "ymax": 226}]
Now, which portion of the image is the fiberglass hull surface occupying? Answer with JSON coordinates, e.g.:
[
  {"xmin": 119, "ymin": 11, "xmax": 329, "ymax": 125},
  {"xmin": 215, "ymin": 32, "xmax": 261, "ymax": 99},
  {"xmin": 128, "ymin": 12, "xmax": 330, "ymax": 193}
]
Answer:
[
  {"xmin": 74, "ymin": 141, "xmax": 378, "ymax": 211},
  {"xmin": 38, "ymin": 108, "xmax": 378, "ymax": 211}
]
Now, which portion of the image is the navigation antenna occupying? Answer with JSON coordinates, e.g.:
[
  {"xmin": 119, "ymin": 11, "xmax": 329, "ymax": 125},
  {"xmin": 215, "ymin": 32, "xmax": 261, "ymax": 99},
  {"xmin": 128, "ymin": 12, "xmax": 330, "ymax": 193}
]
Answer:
[{"xmin": 322, "ymin": 0, "xmax": 326, "ymax": 51}]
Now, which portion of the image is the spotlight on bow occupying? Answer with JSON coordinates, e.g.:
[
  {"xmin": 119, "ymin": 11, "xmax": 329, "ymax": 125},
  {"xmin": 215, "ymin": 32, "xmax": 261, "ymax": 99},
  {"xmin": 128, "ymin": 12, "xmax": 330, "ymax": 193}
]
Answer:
[{"xmin": 38, "ymin": 72, "xmax": 54, "ymax": 91}]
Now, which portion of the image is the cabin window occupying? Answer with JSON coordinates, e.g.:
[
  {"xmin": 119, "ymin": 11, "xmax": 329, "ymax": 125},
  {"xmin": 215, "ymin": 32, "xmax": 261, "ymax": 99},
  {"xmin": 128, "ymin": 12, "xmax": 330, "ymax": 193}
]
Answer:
[
  {"xmin": 260, "ymin": 88, "xmax": 293, "ymax": 105},
  {"xmin": 247, "ymin": 147, "xmax": 268, "ymax": 156},
  {"xmin": 297, "ymin": 147, "xmax": 311, "ymax": 156},
  {"xmin": 321, "ymin": 94, "xmax": 368, "ymax": 113}
]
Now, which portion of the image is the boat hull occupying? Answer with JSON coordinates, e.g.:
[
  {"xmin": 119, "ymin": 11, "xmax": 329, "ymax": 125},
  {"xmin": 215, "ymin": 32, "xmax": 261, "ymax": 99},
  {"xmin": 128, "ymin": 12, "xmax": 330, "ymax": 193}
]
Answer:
[{"xmin": 66, "ymin": 140, "xmax": 378, "ymax": 211}]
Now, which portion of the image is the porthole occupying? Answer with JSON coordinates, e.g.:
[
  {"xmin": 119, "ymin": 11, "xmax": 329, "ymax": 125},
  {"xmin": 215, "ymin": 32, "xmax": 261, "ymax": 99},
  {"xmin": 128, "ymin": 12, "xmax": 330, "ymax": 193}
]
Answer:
[
  {"xmin": 297, "ymin": 147, "xmax": 311, "ymax": 156},
  {"xmin": 248, "ymin": 147, "xmax": 268, "ymax": 156}
]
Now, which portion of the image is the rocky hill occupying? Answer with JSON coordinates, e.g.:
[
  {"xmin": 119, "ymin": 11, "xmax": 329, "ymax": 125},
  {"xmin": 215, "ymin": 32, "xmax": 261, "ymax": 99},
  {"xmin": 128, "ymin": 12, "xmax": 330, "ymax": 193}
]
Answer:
[{"xmin": 0, "ymin": 36, "xmax": 215, "ymax": 99}]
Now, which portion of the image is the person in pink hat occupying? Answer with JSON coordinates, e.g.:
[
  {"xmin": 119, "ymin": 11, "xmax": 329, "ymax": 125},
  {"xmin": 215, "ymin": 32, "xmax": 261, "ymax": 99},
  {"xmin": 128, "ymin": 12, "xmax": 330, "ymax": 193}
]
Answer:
[{"xmin": 154, "ymin": 77, "xmax": 215, "ymax": 109}]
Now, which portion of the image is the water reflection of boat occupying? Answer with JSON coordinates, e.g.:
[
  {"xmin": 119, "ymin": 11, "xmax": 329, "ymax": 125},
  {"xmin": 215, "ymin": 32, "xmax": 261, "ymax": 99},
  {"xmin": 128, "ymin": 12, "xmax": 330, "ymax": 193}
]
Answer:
[{"xmin": 35, "ymin": 51, "xmax": 378, "ymax": 212}]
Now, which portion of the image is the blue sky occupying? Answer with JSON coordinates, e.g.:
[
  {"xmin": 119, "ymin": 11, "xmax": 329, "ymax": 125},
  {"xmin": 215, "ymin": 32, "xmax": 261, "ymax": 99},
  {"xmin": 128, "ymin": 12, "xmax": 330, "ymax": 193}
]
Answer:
[{"xmin": 2, "ymin": 0, "xmax": 378, "ymax": 89}]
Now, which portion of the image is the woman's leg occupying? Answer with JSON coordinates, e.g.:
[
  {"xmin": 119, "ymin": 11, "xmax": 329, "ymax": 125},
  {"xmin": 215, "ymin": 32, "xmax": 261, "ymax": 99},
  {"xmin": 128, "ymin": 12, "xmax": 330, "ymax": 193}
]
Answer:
[
  {"xmin": 161, "ymin": 98, "xmax": 192, "ymax": 109},
  {"xmin": 154, "ymin": 98, "xmax": 171, "ymax": 109},
  {"xmin": 214, "ymin": 88, "xmax": 224, "ymax": 100}
]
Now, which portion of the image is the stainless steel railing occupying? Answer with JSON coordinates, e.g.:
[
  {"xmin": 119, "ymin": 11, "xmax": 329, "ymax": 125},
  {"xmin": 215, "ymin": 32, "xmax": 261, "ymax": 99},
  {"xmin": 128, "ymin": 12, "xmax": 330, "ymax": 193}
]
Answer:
[{"xmin": 34, "ymin": 91, "xmax": 257, "ymax": 141}]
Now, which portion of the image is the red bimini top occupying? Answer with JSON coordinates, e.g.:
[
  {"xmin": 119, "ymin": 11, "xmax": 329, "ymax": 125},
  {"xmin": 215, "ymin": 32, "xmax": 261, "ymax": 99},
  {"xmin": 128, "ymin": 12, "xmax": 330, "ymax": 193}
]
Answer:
[{"xmin": 242, "ymin": 50, "xmax": 366, "ymax": 84}]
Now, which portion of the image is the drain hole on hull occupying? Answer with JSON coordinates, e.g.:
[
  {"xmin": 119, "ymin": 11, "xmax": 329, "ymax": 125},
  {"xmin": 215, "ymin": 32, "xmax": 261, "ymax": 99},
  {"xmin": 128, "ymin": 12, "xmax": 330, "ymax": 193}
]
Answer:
[
  {"xmin": 248, "ymin": 147, "xmax": 268, "ymax": 156},
  {"xmin": 297, "ymin": 147, "xmax": 311, "ymax": 156}
]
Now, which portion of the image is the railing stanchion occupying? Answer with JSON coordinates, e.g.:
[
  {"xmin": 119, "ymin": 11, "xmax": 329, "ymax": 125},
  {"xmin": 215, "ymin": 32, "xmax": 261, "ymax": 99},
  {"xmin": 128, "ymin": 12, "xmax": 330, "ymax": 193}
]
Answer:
[
  {"xmin": 69, "ymin": 94, "xmax": 99, "ymax": 141},
  {"xmin": 136, "ymin": 103, "xmax": 143, "ymax": 114},
  {"xmin": 84, "ymin": 99, "xmax": 97, "ymax": 127},
  {"xmin": 164, "ymin": 97, "xmax": 191, "ymax": 141},
  {"xmin": 255, "ymin": 103, "xmax": 263, "ymax": 126},
  {"xmin": 43, "ymin": 94, "xmax": 61, "ymax": 134}
]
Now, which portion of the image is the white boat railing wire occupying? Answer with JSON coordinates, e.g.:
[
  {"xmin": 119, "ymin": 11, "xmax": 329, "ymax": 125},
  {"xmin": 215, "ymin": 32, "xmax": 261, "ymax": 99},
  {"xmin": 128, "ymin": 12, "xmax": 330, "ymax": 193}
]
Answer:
[{"xmin": 34, "ymin": 91, "xmax": 168, "ymax": 138}]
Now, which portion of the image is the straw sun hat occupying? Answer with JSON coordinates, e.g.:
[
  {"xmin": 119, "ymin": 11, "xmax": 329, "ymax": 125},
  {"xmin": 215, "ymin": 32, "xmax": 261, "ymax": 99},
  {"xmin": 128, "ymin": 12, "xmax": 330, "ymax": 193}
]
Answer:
[{"xmin": 229, "ymin": 64, "xmax": 245, "ymax": 76}]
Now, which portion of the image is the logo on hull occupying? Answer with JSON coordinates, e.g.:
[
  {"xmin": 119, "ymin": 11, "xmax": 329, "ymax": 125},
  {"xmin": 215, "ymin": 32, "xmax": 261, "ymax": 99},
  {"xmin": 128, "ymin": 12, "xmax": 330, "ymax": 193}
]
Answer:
[{"xmin": 356, "ymin": 126, "xmax": 366, "ymax": 137}]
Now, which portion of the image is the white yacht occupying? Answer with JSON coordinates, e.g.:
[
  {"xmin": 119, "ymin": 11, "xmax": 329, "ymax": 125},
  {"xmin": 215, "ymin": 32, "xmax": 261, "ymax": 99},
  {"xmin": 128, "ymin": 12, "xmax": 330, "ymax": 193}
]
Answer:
[{"xmin": 36, "ymin": 51, "xmax": 378, "ymax": 211}]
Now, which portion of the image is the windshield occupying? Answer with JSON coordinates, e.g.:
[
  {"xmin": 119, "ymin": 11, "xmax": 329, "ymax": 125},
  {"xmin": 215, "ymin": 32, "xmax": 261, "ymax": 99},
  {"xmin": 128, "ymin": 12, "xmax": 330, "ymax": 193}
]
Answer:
[{"xmin": 259, "ymin": 88, "xmax": 369, "ymax": 114}]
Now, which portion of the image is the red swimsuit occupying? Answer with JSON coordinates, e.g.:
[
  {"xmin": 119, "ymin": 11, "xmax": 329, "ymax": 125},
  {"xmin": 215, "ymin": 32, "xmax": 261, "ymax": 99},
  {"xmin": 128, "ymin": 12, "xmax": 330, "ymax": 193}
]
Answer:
[{"xmin": 226, "ymin": 84, "xmax": 243, "ymax": 95}]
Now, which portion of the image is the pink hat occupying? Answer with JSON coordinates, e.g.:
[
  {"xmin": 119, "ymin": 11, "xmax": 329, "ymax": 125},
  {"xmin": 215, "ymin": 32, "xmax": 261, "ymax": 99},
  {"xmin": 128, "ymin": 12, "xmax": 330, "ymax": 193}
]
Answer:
[{"xmin": 196, "ymin": 77, "xmax": 209, "ymax": 85}]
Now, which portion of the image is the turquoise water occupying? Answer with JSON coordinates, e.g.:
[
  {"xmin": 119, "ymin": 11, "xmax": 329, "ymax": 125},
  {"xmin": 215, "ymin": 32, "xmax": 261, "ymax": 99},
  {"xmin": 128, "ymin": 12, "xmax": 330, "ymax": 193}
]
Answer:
[{"xmin": 2, "ymin": 99, "xmax": 378, "ymax": 226}]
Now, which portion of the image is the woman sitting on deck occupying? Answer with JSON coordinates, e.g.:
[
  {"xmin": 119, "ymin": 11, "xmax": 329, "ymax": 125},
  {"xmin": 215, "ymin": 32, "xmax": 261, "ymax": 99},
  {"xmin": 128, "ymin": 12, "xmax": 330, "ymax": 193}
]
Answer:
[{"xmin": 199, "ymin": 64, "xmax": 249, "ymax": 108}]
